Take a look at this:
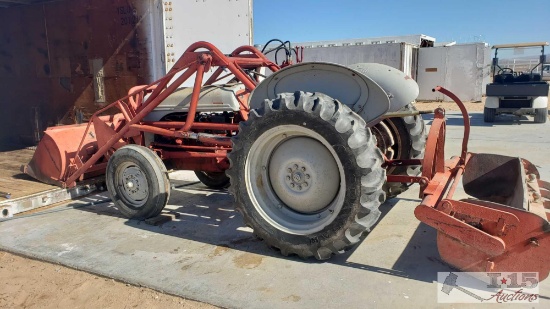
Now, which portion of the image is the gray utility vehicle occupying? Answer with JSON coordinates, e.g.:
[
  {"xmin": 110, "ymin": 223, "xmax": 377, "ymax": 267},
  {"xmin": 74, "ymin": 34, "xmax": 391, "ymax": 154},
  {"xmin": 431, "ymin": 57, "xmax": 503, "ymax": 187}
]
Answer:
[{"xmin": 484, "ymin": 42, "xmax": 549, "ymax": 123}]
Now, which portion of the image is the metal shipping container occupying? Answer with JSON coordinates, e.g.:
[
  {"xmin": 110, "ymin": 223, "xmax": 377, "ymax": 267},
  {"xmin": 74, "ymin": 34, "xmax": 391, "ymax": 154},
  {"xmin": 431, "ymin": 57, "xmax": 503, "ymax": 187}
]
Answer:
[
  {"xmin": 264, "ymin": 43, "xmax": 418, "ymax": 78},
  {"xmin": 270, "ymin": 34, "xmax": 435, "ymax": 48}
]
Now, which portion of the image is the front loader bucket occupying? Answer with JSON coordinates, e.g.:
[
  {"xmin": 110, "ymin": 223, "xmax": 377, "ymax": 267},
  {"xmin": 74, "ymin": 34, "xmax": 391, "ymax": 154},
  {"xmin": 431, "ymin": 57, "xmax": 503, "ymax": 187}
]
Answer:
[
  {"xmin": 463, "ymin": 153, "xmax": 546, "ymax": 214},
  {"xmin": 437, "ymin": 153, "xmax": 550, "ymax": 279},
  {"xmin": 23, "ymin": 123, "xmax": 98, "ymax": 187}
]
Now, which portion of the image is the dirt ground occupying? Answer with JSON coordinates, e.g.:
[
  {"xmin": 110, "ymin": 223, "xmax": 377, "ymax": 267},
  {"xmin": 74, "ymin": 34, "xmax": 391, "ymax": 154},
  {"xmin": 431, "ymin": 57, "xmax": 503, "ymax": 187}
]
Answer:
[
  {"xmin": 415, "ymin": 100, "xmax": 485, "ymax": 112},
  {"xmin": 0, "ymin": 251, "xmax": 216, "ymax": 309}
]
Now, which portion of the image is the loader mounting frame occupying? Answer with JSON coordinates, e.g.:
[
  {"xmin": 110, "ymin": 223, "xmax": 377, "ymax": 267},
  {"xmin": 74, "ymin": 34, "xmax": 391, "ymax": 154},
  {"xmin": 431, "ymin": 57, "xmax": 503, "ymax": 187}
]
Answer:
[{"xmin": 24, "ymin": 42, "xmax": 280, "ymax": 188}]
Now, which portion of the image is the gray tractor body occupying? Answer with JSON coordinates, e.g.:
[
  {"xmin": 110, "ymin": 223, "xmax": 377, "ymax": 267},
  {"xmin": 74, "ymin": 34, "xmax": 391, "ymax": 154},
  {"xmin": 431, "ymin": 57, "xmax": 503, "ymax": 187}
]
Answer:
[{"xmin": 249, "ymin": 62, "xmax": 419, "ymax": 125}]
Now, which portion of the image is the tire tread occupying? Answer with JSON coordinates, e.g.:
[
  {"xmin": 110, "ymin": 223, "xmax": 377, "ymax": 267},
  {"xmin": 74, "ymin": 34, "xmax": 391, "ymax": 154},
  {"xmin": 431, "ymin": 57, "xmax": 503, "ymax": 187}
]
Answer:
[{"xmin": 227, "ymin": 91, "xmax": 386, "ymax": 260}]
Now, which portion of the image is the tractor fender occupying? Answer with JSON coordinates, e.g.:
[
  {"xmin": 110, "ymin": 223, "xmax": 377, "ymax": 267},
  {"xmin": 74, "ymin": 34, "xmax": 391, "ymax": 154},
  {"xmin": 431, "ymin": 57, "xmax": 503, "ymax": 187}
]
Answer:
[
  {"xmin": 348, "ymin": 63, "xmax": 419, "ymax": 112},
  {"xmin": 249, "ymin": 62, "xmax": 419, "ymax": 124}
]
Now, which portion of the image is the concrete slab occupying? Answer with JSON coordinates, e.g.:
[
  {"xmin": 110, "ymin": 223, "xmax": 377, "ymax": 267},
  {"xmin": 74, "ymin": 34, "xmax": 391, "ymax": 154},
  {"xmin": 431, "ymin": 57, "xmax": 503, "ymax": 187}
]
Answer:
[{"xmin": 0, "ymin": 112, "xmax": 549, "ymax": 308}]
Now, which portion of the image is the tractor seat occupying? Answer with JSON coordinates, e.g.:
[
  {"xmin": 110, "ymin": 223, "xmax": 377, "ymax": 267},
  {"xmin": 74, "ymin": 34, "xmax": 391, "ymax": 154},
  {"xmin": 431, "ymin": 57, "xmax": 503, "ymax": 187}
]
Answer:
[
  {"xmin": 515, "ymin": 74, "xmax": 531, "ymax": 83},
  {"xmin": 494, "ymin": 74, "xmax": 515, "ymax": 84},
  {"xmin": 514, "ymin": 73, "xmax": 542, "ymax": 83}
]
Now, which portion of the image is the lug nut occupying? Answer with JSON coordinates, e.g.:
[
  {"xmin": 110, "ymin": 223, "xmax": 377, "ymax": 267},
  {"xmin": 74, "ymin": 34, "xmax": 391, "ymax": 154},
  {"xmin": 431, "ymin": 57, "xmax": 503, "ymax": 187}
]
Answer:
[
  {"xmin": 297, "ymin": 185, "xmax": 302, "ymax": 190},
  {"xmin": 287, "ymin": 168, "xmax": 292, "ymax": 173},
  {"xmin": 290, "ymin": 183, "xmax": 295, "ymax": 188},
  {"xmin": 303, "ymin": 182, "xmax": 308, "ymax": 187},
  {"xmin": 306, "ymin": 174, "xmax": 311, "ymax": 179},
  {"xmin": 293, "ymin": 164, "xmax": 299, "ymax": 170},
  {"xmin": 286, "ymin": 176, "xmax": 291, "ymax": 181},
  {"xmin": 301, "ymin": 167, "xmax": 306, "ymax": 172}
]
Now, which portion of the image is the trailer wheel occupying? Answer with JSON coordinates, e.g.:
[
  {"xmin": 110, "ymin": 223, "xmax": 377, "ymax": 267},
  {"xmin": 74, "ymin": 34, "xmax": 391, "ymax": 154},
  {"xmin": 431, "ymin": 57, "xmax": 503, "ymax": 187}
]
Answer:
[
  {"xmin": 194, "ymin": 171, "xmax": 230, "ymax": 189},
  {"xmin": 484, "ymin": 107, "xmax": 496, "ymax": 122},
  {"xmin": 374, "ymin": 103, "xmax": 426, "ymax": 199},
  {"xmin": 106, "ymin": 145, "xmax": 170, "ymax": 219},
  {"xmin": 227, "ymin": 92, "xmax": 386, "ymax": 260},
  {"xmin": 534, "ymin": 108, "xmax": 548, "ymax": 123}
]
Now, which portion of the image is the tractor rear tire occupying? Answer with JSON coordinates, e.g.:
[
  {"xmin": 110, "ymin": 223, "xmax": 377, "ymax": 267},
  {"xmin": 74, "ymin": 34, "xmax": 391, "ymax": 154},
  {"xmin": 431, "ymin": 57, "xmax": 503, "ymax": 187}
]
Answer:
[
  {"xmin": 227, "ymin": 91, "xmax": 386, "ymax": 260},
  {"xmin": 194, "ymin": 171, "xmax": 230, "ymax": 189},
  {"xmin": 534, "ymin": 108, "xmax": 548, "ymax": 123},
  {"xmin": 106, "ymin": 145, "xmax": 170, "ymax": 219},
  {"xmin": 484, "ymin": 107, "xmax": 496, "ymax": 122},
  {"xmin": 376, "ymin": 103, "xmax": 426, "ymax": 199}
]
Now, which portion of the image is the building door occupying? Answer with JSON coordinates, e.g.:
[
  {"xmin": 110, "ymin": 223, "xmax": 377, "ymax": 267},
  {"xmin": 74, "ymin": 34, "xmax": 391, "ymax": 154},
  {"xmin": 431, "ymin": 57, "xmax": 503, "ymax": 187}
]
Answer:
[{"xmin": 417, "ymin": 47, "xmax": 447, "ymax": 101}]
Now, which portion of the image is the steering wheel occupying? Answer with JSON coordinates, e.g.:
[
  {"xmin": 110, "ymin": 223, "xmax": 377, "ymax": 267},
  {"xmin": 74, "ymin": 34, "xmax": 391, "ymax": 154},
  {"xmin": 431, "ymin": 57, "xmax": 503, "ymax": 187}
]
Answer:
[{"xmin": 498, "ymin": 68, "xmax": 514, "ymax": 75}]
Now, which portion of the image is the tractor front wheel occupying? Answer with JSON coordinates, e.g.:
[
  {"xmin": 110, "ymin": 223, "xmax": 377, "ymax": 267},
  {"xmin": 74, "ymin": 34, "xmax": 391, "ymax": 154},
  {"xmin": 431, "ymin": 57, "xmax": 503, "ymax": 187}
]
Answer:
[
  {"xmin": 227, "ymin": 91, "xmax": 386, "ymax": 260},
  {"xmin": 106, "ymin": 145, "xmax": 170, "ymax": 219}
]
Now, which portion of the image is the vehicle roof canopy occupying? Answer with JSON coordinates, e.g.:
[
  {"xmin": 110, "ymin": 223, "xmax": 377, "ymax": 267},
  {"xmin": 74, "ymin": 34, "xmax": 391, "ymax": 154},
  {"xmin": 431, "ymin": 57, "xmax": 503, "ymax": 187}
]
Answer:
[{"xmin": 492, "ymin": 42, "xmax": 549, "ymax": 49}]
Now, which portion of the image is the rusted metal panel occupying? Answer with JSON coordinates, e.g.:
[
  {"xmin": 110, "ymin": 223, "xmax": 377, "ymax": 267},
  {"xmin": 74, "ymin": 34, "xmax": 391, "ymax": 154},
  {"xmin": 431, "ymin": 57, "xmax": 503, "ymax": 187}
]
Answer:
[
  {"xmin": 0, "ymin": 0, "xmax": 54, "ymax": 9},
  {"xmin": 0, "ymin": 0, "xmax": 253, "ymax": 148},
  {"xmin": 0, "ymin": 0, "xmax": 155, "ymax": 148}
]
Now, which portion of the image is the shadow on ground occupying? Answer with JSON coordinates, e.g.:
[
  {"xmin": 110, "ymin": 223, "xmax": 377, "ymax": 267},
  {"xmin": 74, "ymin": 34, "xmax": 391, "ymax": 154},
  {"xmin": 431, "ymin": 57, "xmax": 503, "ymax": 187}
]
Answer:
[
  {"xmin": 73, "ymin": 181, "xmax": 453, "ymax": 284},
  {"xmin": 422, "ymin": 112, "xmax": 542, "ymax": 127},
  {"xmin": 330, "ymin": 223, "xmax": 455, "ymax": 283}
]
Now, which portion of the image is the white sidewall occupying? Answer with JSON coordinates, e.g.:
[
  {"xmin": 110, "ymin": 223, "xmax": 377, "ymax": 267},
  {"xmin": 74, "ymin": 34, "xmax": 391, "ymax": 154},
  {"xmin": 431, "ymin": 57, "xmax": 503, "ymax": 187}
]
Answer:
[
  {"xmin": 485, "ymin": 96, "xmax": 500, "ymax": 108},
  {"xmin": 533, "ymin": 96, "xmax": 549, "ymax": 109}
]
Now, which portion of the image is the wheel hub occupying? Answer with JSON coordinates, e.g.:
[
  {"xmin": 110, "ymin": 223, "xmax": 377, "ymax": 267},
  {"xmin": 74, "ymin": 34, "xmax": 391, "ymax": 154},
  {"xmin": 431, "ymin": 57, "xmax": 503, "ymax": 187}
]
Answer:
[
  {"xmin": 285, "ymin": 165, "xmax": 310, "ymax": 192},
  {"xmin": 121, "ymin": 166, "xmax": 148, "ymax": 202},
  {"xmin": 269, "ymin": 137, "xmax": 340, "ymax": 214}
]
